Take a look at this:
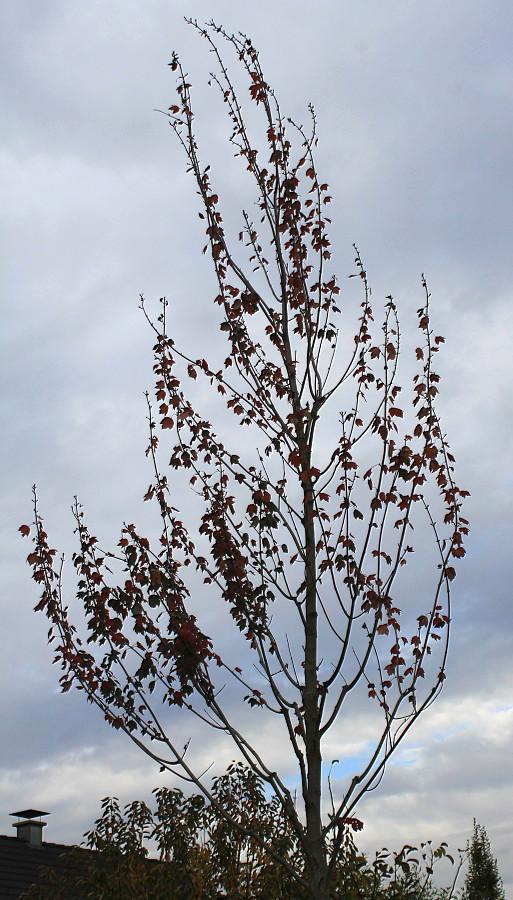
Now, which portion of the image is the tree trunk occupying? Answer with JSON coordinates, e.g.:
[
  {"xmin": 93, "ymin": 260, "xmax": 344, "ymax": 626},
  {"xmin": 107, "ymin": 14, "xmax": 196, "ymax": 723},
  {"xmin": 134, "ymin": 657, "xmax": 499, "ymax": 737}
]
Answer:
[
  {"xmin": 306, "ymin": 837, "xmax": 330, "ymax": 899},
  {"xmin": 302, "ymin": 442, "xmax": 329, "ymax": 900}
]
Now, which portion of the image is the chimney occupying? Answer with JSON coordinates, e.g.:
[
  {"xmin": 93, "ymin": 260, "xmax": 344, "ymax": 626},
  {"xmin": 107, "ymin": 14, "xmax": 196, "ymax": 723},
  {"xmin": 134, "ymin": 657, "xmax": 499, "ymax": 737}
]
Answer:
[{"xmin": 10, "ymin": 809, "xmax": 49, "ymax": 847}]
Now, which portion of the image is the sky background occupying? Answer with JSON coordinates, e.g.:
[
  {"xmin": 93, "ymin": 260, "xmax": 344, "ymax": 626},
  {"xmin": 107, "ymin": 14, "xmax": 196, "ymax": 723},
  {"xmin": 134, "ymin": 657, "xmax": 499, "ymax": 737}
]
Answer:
[{"xmin": 2, "ymin": 0, "xmax": 512, "ymax": 893}]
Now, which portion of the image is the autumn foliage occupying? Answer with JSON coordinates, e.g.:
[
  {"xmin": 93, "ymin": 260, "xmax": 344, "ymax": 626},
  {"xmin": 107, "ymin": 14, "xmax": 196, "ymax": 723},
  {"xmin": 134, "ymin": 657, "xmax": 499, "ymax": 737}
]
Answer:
[
  {"xmin": 22, "ymin": 764, "xmax": 461, "ymax": 900},
  {"xmin": 22, "ymin": 21, "xmax": 469, "ymax": 900}
]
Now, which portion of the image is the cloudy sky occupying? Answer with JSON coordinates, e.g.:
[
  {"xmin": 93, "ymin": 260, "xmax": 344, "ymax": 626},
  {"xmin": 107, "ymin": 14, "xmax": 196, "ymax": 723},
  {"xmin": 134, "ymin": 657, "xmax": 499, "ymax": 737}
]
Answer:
[{"xmin": 2, "ymin": 0, "xmax": 512, "ymax": 892}]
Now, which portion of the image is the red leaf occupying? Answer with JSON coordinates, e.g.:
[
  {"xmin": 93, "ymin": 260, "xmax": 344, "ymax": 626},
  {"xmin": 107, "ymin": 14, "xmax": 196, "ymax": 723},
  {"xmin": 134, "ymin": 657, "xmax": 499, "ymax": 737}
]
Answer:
[
  {"xmin": 19, "ymin": 525, "xmax": 31, "ymax": 537},
  {"xmin": 338, "ymin": 816, "xmax": 364, "ymax": 832},
  {"xmin": 161, "ymin": 416, "xmax": 174, "ymax": 429},
  {"xmin": 451, "ymin": 546, "xmax": 466, "ymax": 558}
]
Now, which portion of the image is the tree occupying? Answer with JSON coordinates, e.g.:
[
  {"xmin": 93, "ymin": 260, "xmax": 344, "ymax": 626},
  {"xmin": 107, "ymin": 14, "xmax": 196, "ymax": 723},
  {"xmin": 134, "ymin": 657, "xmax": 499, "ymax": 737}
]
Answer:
[
  {"xmin": 462, "ymin": 822, "xmax": 505, "ymax": 900},
  {"xmin": 22, "ymin": 764, "xmax": 457, "ymax": 900},
  {"xmin": 21, "ymin": 20, "xmax": 469, "ymax": 900}
]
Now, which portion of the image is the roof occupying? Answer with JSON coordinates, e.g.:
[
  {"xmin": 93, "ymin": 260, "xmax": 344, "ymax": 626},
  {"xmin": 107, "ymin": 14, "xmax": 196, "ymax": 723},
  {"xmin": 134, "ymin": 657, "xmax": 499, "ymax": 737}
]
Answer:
[
  {"xmin": 0, "ymin": 834, "xmax": 84, "ymax": 900},
  {"xmin": 9, "ymin": 812, "xmax": 49, "ymax": 822},
  {"xmin": 0, "ymin": 835, "xmax": 195, "ymax": 899}
]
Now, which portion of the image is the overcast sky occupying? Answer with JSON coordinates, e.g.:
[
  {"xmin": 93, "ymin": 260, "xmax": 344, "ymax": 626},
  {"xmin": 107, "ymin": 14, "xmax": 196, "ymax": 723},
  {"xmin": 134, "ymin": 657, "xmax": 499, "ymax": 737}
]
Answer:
[{"xmin": 2, "ymin": 0, "xmax": 512, "ymax": 893}]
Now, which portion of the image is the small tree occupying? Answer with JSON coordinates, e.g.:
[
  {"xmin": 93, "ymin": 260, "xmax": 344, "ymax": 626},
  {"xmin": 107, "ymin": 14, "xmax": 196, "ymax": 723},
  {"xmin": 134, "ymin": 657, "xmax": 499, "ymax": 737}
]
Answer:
[
  {"xmin": 22, "ymin": 21, "xmax": 468, "ymax": 900},
  {"xmin": 462, "ymin": 822, "xmax": 505, "ymax": 900}
]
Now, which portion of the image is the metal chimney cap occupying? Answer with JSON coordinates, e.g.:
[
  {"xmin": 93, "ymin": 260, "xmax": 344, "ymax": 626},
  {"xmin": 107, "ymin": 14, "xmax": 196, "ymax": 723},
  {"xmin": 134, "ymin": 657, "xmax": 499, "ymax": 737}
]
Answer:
[{"xmin": 10, "ymin": 810, "xmax": 50, "ymax": 820}]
